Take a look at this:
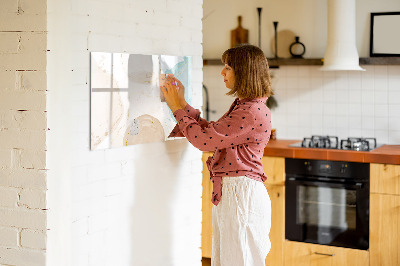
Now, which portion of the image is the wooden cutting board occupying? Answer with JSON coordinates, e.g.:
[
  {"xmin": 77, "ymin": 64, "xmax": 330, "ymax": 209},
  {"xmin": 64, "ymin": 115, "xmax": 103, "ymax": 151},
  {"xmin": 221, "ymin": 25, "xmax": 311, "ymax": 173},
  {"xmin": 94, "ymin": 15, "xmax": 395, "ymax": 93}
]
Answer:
[{"xmin": 231, "ymin": 16, "xmax": 249, "ymax": 48}]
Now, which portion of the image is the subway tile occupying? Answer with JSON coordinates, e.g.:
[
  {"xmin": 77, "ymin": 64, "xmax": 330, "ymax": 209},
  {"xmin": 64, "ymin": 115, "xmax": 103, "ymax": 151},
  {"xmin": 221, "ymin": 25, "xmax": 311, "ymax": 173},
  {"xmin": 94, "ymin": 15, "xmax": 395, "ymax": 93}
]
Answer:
[
  {"xmin": 374, "ymin": 65, "xmax": 388, "ymax": 77},
  {"xmin": 348, "ymin": 116, "xmax": 362, "ymax": 129},
  {"xmin": 323, "ymin": 87, "xmax": 336, "ymax": 103},
  {"xmin": 348, "ymin": 90, "xmax": 362, "ymax": 103},
  {"xmin": 323, "ymin": 103, "xmax": 336, "ymax": 115},
  {"xmin": 388, "ymin": 76, "xmax": 400, "ymax": 91},
  {"xmin": 335, "ymin": 115, "xmax": 348, "ymax": 128},
  {"xmin": 361, "ymin": 129, "xmax": 375, "ymax": 138},
  {"xmin": 336, "ymin": 90, "xmax": 349, "ymax": 103},
  {"xmin": 361, "ymin": 104, "xmax": 375, "ymax": 116},
  {"xmin": 336, "ymin": 103, "xmax": 349, "ymax": 116},
  {"xmin": 298, "ymin": 77, "xmax": 310, "ymax": 89},
  {"xmin": 388, "ymin": 104, "xmax": 400, "ymax": 117},
  {"xmin": 348, "ymin": 73, "xmax": 362, "ymax": 90},
  {"xmin": 388, "ymin": 65, "xmax": 400, "ymax": 76},
  {"xmin": 388, "ymin": 131, "xmax": 400, "ymax": 143},
  {"xmin": 374, "ymin": 117, "xmax": 389, "ymax": 130},
  {"xmin": 375, "ymin": 104, "xmax": 389, "ymax": 117},
  {"xmin": 374, "ymin": 130, "xmax": 389, "ymax": 144},
  {"xmin": 388, "ymin": 91, "xmax": 400, "ymax": 104},
  {"xmin": 298, "ymin": 67, "xmax": 311, "ymax": 78},
  {"xmin": 286, "ymin": 77, "xmax": 299, "ymax": 89},
  {"xmin": 362, "ymin": 116, "xmax": 375, "ymax": 130},
  {"xmin": 361, "ymin": 90, "xmax": 375, "ymax": 104},
  {"xmin": 348, "ymin": 103, "xmax": 362, "ymax": 116},
  {"xmin": 349, "ymin": 128, "xmax": 362, "ymax": 137},
  {"xmin": 374, "ymin": 77, "xmax": 388, "ymax": 91},
  {"xmin": 388, "ymin": 117, "xmax": 400, "ymax": 131},
  {"xmin": 374, "ymin": 90, "xmax": 388, "ymax": 104},
  {"xmin": 285, "ymin": 66, "xmax": 298, "ymax": 77}
]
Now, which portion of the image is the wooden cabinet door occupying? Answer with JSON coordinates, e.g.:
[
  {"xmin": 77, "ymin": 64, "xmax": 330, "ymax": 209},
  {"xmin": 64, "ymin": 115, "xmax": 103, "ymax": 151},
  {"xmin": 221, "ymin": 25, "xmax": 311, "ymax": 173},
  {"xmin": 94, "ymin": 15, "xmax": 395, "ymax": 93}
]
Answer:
[
  {"xmin": 262, "ymin": 156, "xmax": 285, "ymax": 186},
  {"xmin": 370, "ymin": 193, "xmax": 400, "ymax": 266},
  {"xmin": 284, "ymin": 241, "xmax": 369, "ymax": 266},
  {"xmin": 201, "ymin": 152, "xmax": 213, "ymax": 258},
  {"xmin": 370, "ymin": 163, "xmax": 400, "ymax": 195},
  {"xmin": 264, "ymin": 184, "xmax": 284, "ymax": 266}
]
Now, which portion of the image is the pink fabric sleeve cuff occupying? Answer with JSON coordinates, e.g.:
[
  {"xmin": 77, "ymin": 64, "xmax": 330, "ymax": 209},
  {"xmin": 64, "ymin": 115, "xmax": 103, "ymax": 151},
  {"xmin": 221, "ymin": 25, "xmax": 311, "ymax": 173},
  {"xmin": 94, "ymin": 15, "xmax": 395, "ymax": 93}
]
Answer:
[{"xmin": 168, "ymin": 104, "xmax": 199, "ymax": 138}]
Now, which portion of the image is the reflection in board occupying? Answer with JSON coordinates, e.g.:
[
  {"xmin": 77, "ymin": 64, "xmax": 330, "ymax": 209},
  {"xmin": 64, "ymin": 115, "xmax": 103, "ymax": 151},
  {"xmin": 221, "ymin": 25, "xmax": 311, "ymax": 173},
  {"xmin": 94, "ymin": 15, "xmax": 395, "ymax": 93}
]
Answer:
[{"xmin": 90, "ymin": 52, "xmax": 192, "ymax": 150}]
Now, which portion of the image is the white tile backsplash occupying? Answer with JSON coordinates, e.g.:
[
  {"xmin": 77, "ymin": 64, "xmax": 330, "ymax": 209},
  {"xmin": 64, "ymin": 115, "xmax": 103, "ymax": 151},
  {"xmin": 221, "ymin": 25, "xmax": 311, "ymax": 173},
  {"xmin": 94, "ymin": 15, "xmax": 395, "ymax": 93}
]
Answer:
[{"xmin": 203, "ymin": 65, "xmax": 400, "ymax": 144}]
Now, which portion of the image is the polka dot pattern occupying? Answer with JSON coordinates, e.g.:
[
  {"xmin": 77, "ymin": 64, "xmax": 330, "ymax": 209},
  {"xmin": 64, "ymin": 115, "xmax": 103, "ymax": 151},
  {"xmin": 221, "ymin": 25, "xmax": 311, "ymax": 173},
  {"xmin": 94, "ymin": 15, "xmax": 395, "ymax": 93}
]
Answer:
[{"xmin": 169, "ymin": 97, "xmax": 272, "ymax": 206}]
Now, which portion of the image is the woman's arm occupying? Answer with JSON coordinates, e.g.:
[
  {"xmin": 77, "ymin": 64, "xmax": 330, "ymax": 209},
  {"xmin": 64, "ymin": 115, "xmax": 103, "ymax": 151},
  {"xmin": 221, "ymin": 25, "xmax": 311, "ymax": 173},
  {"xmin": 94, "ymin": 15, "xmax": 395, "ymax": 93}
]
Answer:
[{"xmin": 173, "ymin": 106, "xmax": 257, "ymax": 152}]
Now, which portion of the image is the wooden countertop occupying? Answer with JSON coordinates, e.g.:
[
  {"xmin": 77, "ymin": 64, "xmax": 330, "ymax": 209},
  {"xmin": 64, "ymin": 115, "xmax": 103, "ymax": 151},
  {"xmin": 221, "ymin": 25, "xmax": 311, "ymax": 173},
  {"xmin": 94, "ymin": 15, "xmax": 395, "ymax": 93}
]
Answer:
[{"xmin": 263, "ymin": 139, "xmax": 400, "ymax": 165}]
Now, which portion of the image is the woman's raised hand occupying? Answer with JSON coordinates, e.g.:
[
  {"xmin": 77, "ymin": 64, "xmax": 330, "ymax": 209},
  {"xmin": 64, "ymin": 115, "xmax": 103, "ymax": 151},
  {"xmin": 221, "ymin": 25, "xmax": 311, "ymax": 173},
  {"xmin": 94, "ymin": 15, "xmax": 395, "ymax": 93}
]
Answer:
[
  {"xmin": 168, "ymin": 75, "xmax": 187, "ymax": 108},
  {"xmin": 160, "ymin": 74, "xmax": 185, "ymax": 113}
]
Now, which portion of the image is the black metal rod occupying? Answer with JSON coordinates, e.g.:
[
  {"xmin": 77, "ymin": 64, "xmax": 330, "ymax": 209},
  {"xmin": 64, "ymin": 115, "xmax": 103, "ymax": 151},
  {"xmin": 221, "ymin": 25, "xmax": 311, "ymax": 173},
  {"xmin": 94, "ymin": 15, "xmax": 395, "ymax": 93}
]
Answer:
[
  {"xmin": 257, "ymin": 8, "xmax": 262, "ymax": 48},
  {"xmin": 273, "ymin": 21, "xmax": 278, "ymax": 58},
  {"xmin": 202, "ymin": 84, "xmax": 210, "ymax": 121}
]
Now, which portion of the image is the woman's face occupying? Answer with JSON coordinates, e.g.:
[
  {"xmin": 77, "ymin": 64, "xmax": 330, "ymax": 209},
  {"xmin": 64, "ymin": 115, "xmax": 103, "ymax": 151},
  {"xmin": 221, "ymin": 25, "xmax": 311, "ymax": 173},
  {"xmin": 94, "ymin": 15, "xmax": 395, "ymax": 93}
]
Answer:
[{"xmin": 220, "ymin": 64, "xmax": 235, "ymax": 89}]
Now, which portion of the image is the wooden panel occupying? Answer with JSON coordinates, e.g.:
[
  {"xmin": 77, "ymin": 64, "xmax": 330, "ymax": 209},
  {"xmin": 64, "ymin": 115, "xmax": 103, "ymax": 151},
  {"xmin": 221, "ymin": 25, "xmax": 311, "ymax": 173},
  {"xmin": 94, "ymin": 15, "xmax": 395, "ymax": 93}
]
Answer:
[
  {"xmin": 265, "ymin": 185, "xmax": 285, "ymax": 266},
  {"xmin": 201, "ymin": 152, "xmax": 213, "ymax": 258},
  {"xmin": 370, "ymin": 193, "xmax": 400, "ymax": 266},
  {"xmin": 261, "ymin": 156, "xmax": 285, "ymax": 185},
  {"xmin": 370, "ymin": 163, "xmax": 400, "ymax": 195},
  {"xmin": 284, "ymin": 241, "xmax": 369, "ymax": 266}
]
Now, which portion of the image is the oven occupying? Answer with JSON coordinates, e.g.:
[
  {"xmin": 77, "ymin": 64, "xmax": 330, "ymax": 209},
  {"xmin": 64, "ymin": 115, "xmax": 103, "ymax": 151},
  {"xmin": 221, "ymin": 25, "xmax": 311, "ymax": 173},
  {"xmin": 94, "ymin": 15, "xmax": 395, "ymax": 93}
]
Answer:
[{"xmin": 285, "ymin": 158, "xmax": 370, "ymax": 250}]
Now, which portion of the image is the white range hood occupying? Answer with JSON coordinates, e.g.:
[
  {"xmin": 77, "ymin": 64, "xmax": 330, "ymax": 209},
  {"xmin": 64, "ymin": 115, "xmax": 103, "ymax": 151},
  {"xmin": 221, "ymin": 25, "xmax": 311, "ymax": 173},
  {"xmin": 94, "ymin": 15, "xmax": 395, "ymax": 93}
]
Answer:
[{"xmin": 320, "ymin": 0, "xmax": 365, "ymax": 71}]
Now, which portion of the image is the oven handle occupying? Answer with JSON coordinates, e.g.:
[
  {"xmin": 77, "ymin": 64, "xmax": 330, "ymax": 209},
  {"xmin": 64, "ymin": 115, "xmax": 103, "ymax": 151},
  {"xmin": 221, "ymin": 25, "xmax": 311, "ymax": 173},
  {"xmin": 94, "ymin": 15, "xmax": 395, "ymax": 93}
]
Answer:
[{"xmin": 286, "ymin": 177, "xmax": 364, "ymax": 189}]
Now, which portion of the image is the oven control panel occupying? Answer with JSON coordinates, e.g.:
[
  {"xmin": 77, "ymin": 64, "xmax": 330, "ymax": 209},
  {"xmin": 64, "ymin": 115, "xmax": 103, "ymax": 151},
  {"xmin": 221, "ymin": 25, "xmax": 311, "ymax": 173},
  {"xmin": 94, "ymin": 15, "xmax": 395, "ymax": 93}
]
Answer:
[{"xmin": 286, "ymin": 158, "xmax": 369, "ymax": 180}]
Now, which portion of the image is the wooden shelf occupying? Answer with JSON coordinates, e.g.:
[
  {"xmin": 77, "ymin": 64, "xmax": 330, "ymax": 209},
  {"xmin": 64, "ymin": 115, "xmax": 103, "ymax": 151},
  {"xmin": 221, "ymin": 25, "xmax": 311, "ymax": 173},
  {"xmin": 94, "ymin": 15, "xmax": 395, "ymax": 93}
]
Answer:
[
  {"xmin": 203, "ymin": 57, "xmax": 400, "ymax": 67},
  {"xmin": 359, "ymin": 57, "xmax": 400, "ymax": 65}
]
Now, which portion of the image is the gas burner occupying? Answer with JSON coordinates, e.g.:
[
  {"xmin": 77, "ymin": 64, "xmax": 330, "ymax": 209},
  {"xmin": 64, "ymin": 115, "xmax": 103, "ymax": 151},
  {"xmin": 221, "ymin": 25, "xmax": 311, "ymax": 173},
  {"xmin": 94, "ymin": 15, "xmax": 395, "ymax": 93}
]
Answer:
[
  {"xmin": 301, "ymin": 135, "xmax": 339, "ymax": 149},
  {"xmin": 340, "ymin": 137, "xmax": 377, "ymax": 151},
  {"xmin": 290, "ymin": 136, "xmax": 380, "ymax": 151}
]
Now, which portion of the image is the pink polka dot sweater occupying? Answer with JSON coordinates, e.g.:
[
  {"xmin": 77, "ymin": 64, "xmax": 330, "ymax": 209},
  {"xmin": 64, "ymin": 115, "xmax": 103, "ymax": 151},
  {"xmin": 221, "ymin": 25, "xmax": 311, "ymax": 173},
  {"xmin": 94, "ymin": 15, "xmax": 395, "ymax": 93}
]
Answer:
[{"xmin": 169, "ymin": 97, "xmax": 271, "ymax": 206}]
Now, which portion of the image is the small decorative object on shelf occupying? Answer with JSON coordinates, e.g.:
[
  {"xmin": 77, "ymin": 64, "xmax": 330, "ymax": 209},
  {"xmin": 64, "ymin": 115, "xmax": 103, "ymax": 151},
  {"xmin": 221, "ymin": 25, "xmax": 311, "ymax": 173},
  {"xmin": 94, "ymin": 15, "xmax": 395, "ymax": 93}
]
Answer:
[
  {"xmin": 273, "ymin": 21, "xmax": 279, "ymax": 58},
  {"xmin": 231, "ymin": 16, "xmax": 249, "ymax": 48},
  {"xmin": 266, "ymin": 95, "xmax": 278, "ymax": 110},
  {"xmin": 289, "ymin": 36, "xmax": 306, "ymax": 58}
]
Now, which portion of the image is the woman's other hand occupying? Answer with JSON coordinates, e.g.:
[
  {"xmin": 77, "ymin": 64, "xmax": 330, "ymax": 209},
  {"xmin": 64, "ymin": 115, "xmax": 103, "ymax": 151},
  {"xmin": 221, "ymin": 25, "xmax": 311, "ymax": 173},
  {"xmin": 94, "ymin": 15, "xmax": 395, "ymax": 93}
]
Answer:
[
  {"xmin": 168, "ymin": 75, "xmax": 187, "ymax": 108},
  {"xmin": 161, "ymin": 75, "xmax": 185, "ymax": 113}
]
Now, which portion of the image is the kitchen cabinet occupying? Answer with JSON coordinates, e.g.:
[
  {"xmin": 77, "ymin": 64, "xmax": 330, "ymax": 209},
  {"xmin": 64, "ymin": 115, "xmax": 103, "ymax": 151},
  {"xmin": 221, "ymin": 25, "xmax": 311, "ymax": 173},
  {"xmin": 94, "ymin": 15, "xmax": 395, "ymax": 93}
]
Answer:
[
  {"xmin": 261, "ymin": 156, "xmax": 285, "ymax": 266},
  {"xmin": 284, "ymin": 241, "xmax": 369, "ymax": 266},
  {"xmin": 201, "ymin": 154, "xmax": 286, "ymax": 266},
  {"xmin": 202, "ymin": 152, "xmax": 213, "ymax": 258},
  {"xmin": 370, "ymin": 163, "xmax": 400, "ymax": 266},
  {"xmin": 370, "ymin": 163, "xmax": 400, "ymax": 195}
]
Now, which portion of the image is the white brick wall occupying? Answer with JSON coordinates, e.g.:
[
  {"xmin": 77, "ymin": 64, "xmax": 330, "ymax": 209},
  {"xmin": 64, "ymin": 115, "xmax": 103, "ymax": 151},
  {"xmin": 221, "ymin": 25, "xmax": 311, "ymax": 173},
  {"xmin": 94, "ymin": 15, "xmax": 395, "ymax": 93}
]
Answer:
[
  {"xmin": 0, "ymin": 0, "xmax": 48, "ymax": 265},
  {"xmin": 46, "ymin": 1, "xmax": 203, "ymax": 266}
]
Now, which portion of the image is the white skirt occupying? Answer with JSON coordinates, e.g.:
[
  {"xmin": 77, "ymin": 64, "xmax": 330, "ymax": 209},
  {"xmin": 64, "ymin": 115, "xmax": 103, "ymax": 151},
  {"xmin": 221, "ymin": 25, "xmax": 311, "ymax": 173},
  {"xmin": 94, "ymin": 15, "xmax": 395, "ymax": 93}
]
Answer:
[{"xmin": 212, "ymin": 176, "xmax": 271, "ymax": 266}]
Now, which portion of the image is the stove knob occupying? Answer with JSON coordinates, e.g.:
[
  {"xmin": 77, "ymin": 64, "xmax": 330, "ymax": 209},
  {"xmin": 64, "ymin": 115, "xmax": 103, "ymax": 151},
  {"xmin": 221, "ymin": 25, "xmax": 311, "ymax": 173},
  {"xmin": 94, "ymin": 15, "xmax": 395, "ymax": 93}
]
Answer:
[{"xmin": 340, "ymin": 164, "xmax": 347, "ymax": 174}]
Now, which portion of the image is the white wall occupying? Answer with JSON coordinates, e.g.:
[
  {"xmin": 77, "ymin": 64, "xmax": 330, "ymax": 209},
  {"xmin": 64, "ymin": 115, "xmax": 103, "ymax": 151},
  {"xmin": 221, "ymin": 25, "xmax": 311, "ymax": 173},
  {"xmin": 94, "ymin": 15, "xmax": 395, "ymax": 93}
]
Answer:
[
  {"xmin": 203, "ymin": 0, "xmax": 400, "ymax": 58},
  {"xmin": 47, "ymin": 0, "xmax": 203, "ymax": 266},
  {"xmin": 0, "ymin": 0, "xmax": 48, "ymax": 265},
  {"xmin": 203, "ymin": 0, "xmax": 400, "ymax": 145}
]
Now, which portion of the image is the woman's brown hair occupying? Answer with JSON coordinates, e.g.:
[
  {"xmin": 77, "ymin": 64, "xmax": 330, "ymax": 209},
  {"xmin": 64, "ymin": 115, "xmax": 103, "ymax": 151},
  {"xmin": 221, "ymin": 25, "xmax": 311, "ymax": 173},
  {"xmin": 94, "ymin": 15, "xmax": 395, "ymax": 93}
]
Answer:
[{"xmin": 221, "ymin": 44, "xmax": 273, "ymax": 99}]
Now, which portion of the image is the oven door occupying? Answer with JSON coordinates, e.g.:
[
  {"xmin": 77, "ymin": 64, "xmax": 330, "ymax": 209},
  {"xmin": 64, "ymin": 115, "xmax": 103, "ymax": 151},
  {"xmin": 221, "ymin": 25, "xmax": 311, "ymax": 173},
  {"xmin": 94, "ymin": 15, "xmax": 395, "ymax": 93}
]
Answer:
[{"xmin": 285, "ymin": 177, "xmax": 369, "ymax": 250}]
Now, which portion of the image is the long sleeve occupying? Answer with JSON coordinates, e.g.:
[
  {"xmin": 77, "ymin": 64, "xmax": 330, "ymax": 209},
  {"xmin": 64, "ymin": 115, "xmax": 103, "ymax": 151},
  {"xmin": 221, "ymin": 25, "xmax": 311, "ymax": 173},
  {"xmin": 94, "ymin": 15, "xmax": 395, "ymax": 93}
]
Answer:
[
  {"xmin": 168, "ymin": 104, "xmax": 210, "ymax": 138},
  {"xmin": 172, "ymin": 105, "xmax": 257, "ymax": 152}
]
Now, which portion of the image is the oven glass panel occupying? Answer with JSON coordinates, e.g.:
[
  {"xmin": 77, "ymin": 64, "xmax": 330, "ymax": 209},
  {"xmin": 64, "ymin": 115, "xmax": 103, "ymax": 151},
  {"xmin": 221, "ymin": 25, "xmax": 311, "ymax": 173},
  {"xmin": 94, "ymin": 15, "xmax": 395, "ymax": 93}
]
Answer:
[{"xmin": 297, "ymin": 186, "xmax": 356, "ymax": 230}]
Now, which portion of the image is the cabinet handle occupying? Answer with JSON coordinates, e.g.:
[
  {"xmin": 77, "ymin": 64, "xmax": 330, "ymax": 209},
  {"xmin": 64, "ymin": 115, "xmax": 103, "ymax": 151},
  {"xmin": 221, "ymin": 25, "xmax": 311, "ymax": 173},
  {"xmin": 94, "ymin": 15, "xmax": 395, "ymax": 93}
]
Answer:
[{"xmin": 314, "ymin": 252, "xmax": 335, "ymax": 257}]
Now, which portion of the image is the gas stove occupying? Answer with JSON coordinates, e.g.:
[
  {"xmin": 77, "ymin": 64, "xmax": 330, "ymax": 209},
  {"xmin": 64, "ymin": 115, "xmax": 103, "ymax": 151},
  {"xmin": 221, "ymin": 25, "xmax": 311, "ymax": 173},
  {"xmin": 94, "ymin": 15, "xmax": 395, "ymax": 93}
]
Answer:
[{"xmin": 289, "ymin": 135, "xmax": 381, "ymax": 151}]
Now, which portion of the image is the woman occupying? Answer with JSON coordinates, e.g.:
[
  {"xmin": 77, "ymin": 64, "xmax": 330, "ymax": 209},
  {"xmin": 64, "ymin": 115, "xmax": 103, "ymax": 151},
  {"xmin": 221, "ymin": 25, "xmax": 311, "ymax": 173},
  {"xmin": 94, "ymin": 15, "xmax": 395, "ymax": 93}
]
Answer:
[{"xmin": 161, "ymin": 44, "xmax": 273, "ymax": 266}]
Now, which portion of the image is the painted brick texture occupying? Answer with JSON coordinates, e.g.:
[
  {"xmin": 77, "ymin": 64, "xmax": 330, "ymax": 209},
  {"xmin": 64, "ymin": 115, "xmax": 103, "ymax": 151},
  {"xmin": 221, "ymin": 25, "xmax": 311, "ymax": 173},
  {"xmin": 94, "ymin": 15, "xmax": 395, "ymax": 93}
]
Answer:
[
  {"xmin": 46, "ymin": 0, "xmax": 203, "ymax": 265},
  {"xmin": 0, "ymin": 0, "xmax": 48, "ymax": 265}
]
